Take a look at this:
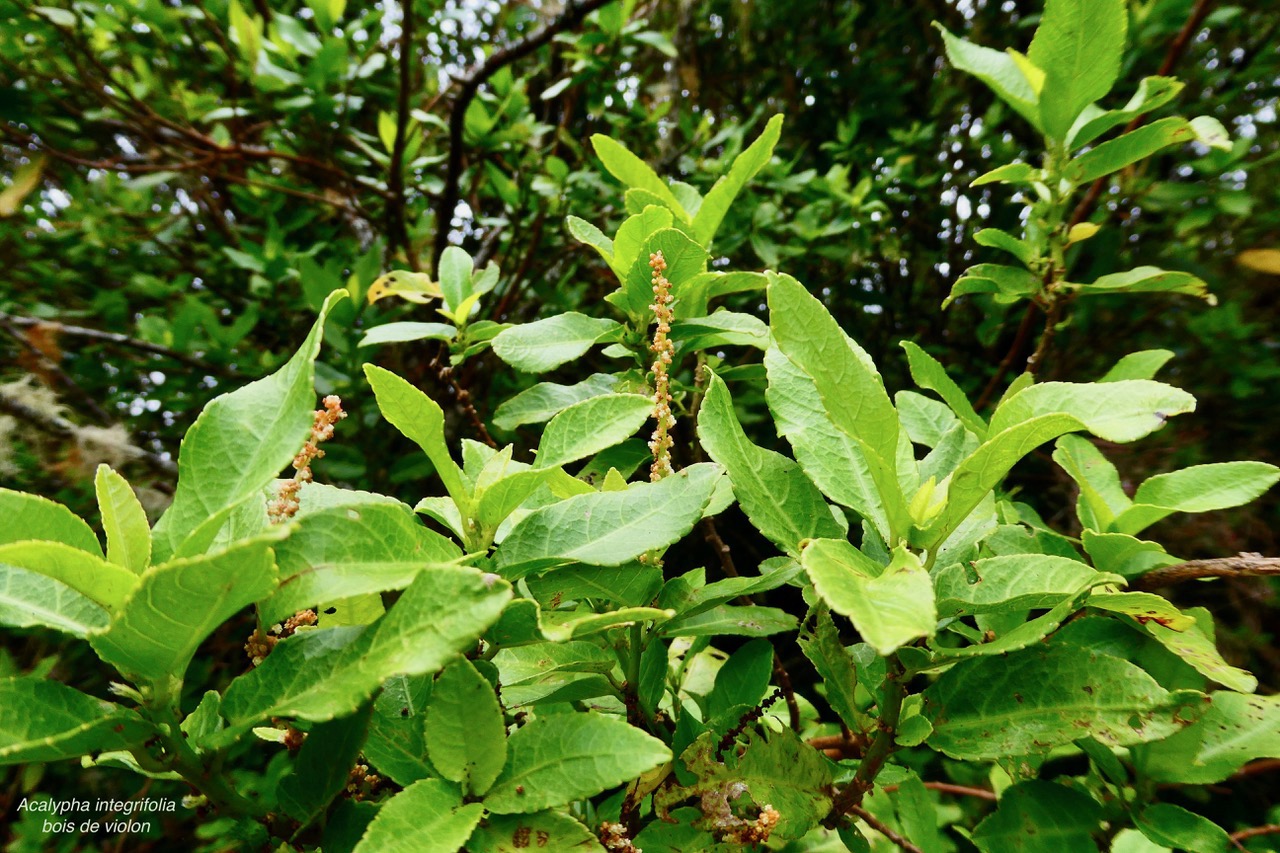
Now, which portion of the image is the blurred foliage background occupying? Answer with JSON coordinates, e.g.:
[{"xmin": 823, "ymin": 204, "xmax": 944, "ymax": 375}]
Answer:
[{"xmin": 1, "ymin": 0, "xmax": 1278, "ymax": 842}]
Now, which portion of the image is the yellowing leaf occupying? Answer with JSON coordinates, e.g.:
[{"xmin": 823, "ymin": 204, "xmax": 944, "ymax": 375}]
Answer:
[
  {"xmin": 1006, "ymin": 48, "xmax": 1045, "ymax": 95},
  {"xmin": 367, "ymin": 271, "xmax": 442, "ymax": 305},
  {"xmin": 0, "ymin": 157, "xmax": 44, "ymax": 217},
  {"xmin": 1237, "ymin": 249, "xmax": 1280, "ymax": 275},
  {"xmin": 1066, "ymin": 222, "xmax": 1100, "ymax": 245}
]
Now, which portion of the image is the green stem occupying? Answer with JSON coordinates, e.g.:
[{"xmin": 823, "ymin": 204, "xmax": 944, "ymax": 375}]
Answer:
[{"xmin": 150, "ymin": 704, "xmax": 267, "ymax": 819}]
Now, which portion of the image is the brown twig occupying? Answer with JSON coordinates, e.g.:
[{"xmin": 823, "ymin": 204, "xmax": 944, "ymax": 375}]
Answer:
[
  {"xmin": 885, "ymin": 781, "xmax": 998, "ymax": 802},
  {"xmin": 828, "ymin": 659, "xmax": 907, "ymax": 822},
  {"xmin": 433, "ymin": 0, "xmax": 615, "ymax": 269},
  {"xmin": 387, "ymin": 0, "xmax": 418, "ymax": 270},
  {"xmin": 974, "ymin": 302, "xmax": 1037, "ymax": 411},
  {"xmin": 846, "ymin": 803, "xmax": 924, "ymax": 853},
  {"xmin": 1231, "ymin": 824, "xmax": 1280, "ymax": 850},
  {"xmin": 1132, "ymin": 553, "xmax": 1280, "ymax": 591}
]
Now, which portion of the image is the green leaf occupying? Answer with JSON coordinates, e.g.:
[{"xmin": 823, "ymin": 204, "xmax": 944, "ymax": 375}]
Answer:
[
  {"xmin": 1099, "ymin": 350, "xmax": 1175, "ymax": 383},
  {"xmin": 990, "ymin": 380, "xmax": 1195, "ymax": 443},
  {"xmin": 0, "ymin": 565, "xmax": 108, "ymax": 637},
  {"xmin": 768, "ymin": 273, "xmax": 899, "ymax": 467},
  {"xmin": 1069, "ymin": 77, "xmax": 1184, "ymax": 149},
  {"xmin": 0, "ymin": 488, "xmax": 101, "ymax": 554},
  {"xmin": 659, "ymin": 604, "xmax": 797, "ymax": 638},
  {"xmin": 693, "ymin": 114, "xmax": 783, "ymax": 246},
  {"xmin": 971, "ymin": 780, "xmax": 1102, "ymax": 853},
  {"xmin": 620, "ymin": 228, "xmax": 710, "ymax": 317},
  {"xmin": 94, "ymin": 465, "xmax": 150, "ymax": 573},
  {"xmin": 764, "ymin": 348, "xmax": 902, "ymax": 541},
  {"xmin": 152, "ymin": 291, "xmax": 344, "ymax": 560},
  {"xmin": 493, "ymin": 374, "xmax": 618, "ymax": 431},
  {"xmin": 1082, "ymin": 531, "xmax": 1180, "ymax": 579},
  {"xmin": 279, "ymin": 705, "xmax": 373, "ymax": 826},
  {"xmin": 0, "ymin": 677, "xmax": 153, "ymax": 765},
  {"xmin": 566, "ymin": 215, "xmax": 614, "ymax": 266},
  {"xmin": 971, "ymin": 162, "xmax": 1040, "ymax": 187},
  {"xmin": 0, "ymin": 541, "xmax": 137, "ymax": 610},
  {"xmin": 901, "ymin": 342, "xmax": 986, "ymax": 438},
  {"xmin": 1066, "ymin": 117, "xmax": 1196, "ymax": 185},
  {"xmin": 707, "ymin": 638, "xmax": 774, "ymax": 720},
  {"xmin": 484, "ymin": 713, "xmax": 671, "ymax": 813},
  {"xmin": 590, "ymin": 134, "xmax": 688, "ymax": 221},
  {"xmin": 803, "ymin": 540, "xmax": 935, "ymax": 655},
  {"xmin": 697, "ymin": 374, "xmax": 845, "ymax": 556},
  {"xmin": 1110, "ymin": 462, "xmax": 1280, "ymax": 535},
  {"xmin": 612, "ymin": 206, "xmax": 675, "ymax": 279},
  {"xmin": 935, "ymin": 25, "xmax": 1042, "ymax": 131},
  {"xmin": 799, "ymin": 606, "xmax": 863, "ymax": 732},
  {"xmin": 352, "ymin": 779, "xmax": 483, "ymax": 853},
  {"xmin": 669, "ymin": 310, "xmax": 771, "ymax": 351},
  {"xmin": 217, "ymin": 567, "xmax": 510, "ymax": 738},
  {"xmin": 974, "ymin": 228, "xmax": 1035, "ymax": 268},
  {"xmin": 468, "ymin": 811, "xmax": 604, "ymax": 852},
  {"xmin": 924, "ymin": 643, "xmax": 1207, "ymax": 760},
  {"xmin": 358, "ymin": 321, "xmax": 456, "ymax": 347},
  {"xmin": 90, "ymin": 538, "xmax": 277, "ymax": 684},
  {"xmin": 536, "ymin": 393, "xmax": 653, "ymax": 469},
  {"xmin": 1136, "ymin": 692, "xmax": 1280, "ymax": 784},
  {"xmin": 263, "ymin": 502, "xmax": 463, "ymax": 624},
  {"xmin": 1070, "ymin": 266, "xmax": 1215, "ymax": 303},
  {"xmin": 942, "ymin": 264, "xmax": 1040, "ymax": 308},
  {"xmin": 491, "ymin": 313, "xmax": 622, "ymax": 373},
  {"xmin": 1053, "ymin": 435, "xmax": 1131, "ymax": 531},
  {"xmin": 364, "ymin": 364, "xmax": 469, "ymax": 507},
  {"xmin": 437, "ymin": 245, "xmax": 473, "ymax": 313},
  {"xmin": 1135, "ymin": 804, "xmax": 1230, "ymax": 853},
  {"xmin": 495, "ymin": 463, "xmax": 723, "ymax": 578},
  {"xmin": 1027, "ymin": 0, "xmax": 1128, "ymax": 140},
  {"xmin": 362, "ymin": 675, "xmax": 434, "ymax": 787},
  {"xmin": 526, "ymin": 564, "xmax": 663, "ymax": 609},
  {"xmin": 1136, "ymin": 607, "xmax": 1256, "ymax": 693},
  {"xmin": 426, "ymin": 658, "xmax": 507, "ymax": 797},
  {"xmin": 935, "ymin": 555, "xmax": 1101, "ymax": 616}
]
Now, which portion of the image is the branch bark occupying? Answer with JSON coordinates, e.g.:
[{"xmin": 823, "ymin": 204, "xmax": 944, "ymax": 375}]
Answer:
[{"xmin": 1132, "ymin": 553, "xmax": 1280, "ymax": 590}]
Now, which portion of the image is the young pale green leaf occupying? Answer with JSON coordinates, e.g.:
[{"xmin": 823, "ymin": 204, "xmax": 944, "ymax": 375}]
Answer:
[
  {"xmin": 566, "ymin": 215, "xmax": 614, "ymax": 266},
  {"xmin": 935, "ymin": 25, "xmax": 1041, "ymax": 131},
  {"xmin": 279, "ymin": 705, "xmax": 373, "ymax": 827},
  {"xmin": 1109, "ymin": 462, "xmax": 1280, "ymax": 535},
  {"xmin": 0, "ymin": 541, "xmax": 137, "ymax": 611},
  {"xmin": 803, "ymin": 540, "xmax": 935, "ymax": 655},
  {"xmin": 495, "ymin": 463, "xmax": 723, "ymax": 578},
  {"xmin": 692, "ymin": 114, "xmax": 783, "ymax": 246},
  {"xmin": 972, "ymin": 780, "xmax": 1102, "ymax": 853},
  {"xmin": 764, "ymin": 347, "xmax": 903, "ymax": 540},
  {"xmin": 668, "ymin": 310, "xmax": 770, "ymax": 351},
  {"xmin": 218, "ymin": 567, "xmax": 511, "ymax": 737},
  {"xmin": 437, "ymin": 245, "xmax": 473, "ymax": 313},
  {"xmin": 612, "ymin": 205, "xmax": 674, "ymax": 277},
  {"xmin": 924, "ymin": 643, "xmax": 1207, "ymax": 760},
  {"xmin": 926, "ymin": 414, "xmax": 1084, "ymax": 549},
  {"xmin": 971, "ymin": 162, "xmax": 1040, "ymax": 187},
  {"xmin": 1134, "ymin": 804, "xmax": 1231, "ymax": 853},
  {"xmin": 0, "ymin": 565, "xmax": 108, "ymax": 638},
  {"xmin": 1070, "ymin": 266, "xmax": 1215, "ymax": 303},
  {"xmin": 0, "ymin": 488, "xmax": 102, "ymax": 554},
  {"xmin": 1081, "ymin": 531, "xmax": 1180, "ymax": 580},
  {"xmin": 901, "ymin": 341, "xmax": 986, "ymax": 438},
  {"xmin": 94, "ymin": 465, "xmax": 150, "ymax": 573},
  {"xmin": 535, "ymin": 393, "xmax": 653, "ymax": 470},
  {"xmin": 491, "ymin": 313, "xmax": 622, "ymax": 373},
  {"xmin": 1066, "ymin": 117, "xmax": 1196, "ymax": 185},
  {"xmin": 1027, "ymin": 0, "xmax": 1128, "ymax": 140},
  {"xmin": 262, "ymin": 502, "xmax": 463, "ymax": 624},
  {"xmin": 151, "ymin": 291, "xmax": 344, "ymax": 561},
  {"xmin": 935, "ymin": 554, "xmax": 1101, "ymax": 616},
  {"xmin": 358, "ymin": 321, "xmax": 457, "ymax": 348},
  {"xmin": 483, "ymin": 713, "xmax": 671, "ymax": 814},
  {"xmin": 973, "ymin": 227, "xmax": 1035, "ymax": 267},
  {"xmin": 591, "ymin": 134, "xmax": 689, "ymax": 221},
  {"xmin": 1136, "ymin": 692, "xmax": 1280, "ymax": 784},
  {"xmin": 768, "ymin": 273, "xmax": 899, "ymax": 466},
  {"xmin": 942, "ymin": 263, "xmax": 1040, "ymax": 308},
  {"xmin": 620, "ymin": 227, "xmax": 710, "ymax": 317},
  {"xmin": 0, "ymin": 677, "xmax": 154, "ymax": 765},
  {"xmin": 990, "ymin": 380, "xmax": 1195, "ymax": 443},
  {"xmin": 1053, "ymin": 435, "xmax": 1132, "ymax": 532},
  {"xmin": 426, "ymin": 657, "xmax": 507, "ymax": 797},
  {"xmin": 697, "ymin": 373, "xmax": 846, "ymax": 556},
  {"xmin": 492, "ymin": 374, "xmax": 618, "ymax": 431},
  {"xmin": 469, "ymin": 811, "xmax": 604, "ymax": 853},
  {"xmin": 1099, "ymin": 349, "xmax": 1175, "ymax": 382},
  {"xmin": 90, "ymin": 538, "xmax": 277, "ymax": 684},
  {"xmin": 1136, "ymin": 607, "xmax": 1257, "ymax": 693},
  {"xmin": 352, "ymin": 779, "xmax": 483, "ymax": 853},
  {"xmin": 364, "ymin": 364, "xmax": 469, "ymax": 507},
  {"xmin": 896, "ymin": 392, "xmax": 960, "ymax": 449},
  {"xmin": 1069, "ymin": 76, "xmax": 1184, "ymax": 149}
]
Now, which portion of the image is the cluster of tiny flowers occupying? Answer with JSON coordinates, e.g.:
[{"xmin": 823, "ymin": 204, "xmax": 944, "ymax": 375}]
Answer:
[
  {"xmin": 243, "ymin": 609, "xmax": 317, "ymax": 667},
  {"xmin": 599, "ymin": 821, "xmax": 642, "ymax": 852},
  {"xmin": 267, "ymin": 395, "xmax": 346, "ymax": 523},
  {"xmin": 700, "ymin": 783, "xmax": 781, "ymax": 845},
  {"xmin": 647, "ymin": 251, "xmax": 676, "ymax": 481},
  {"xmin": 345, "ymin": 763, "xmax": 383, "ymax": 800}
]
